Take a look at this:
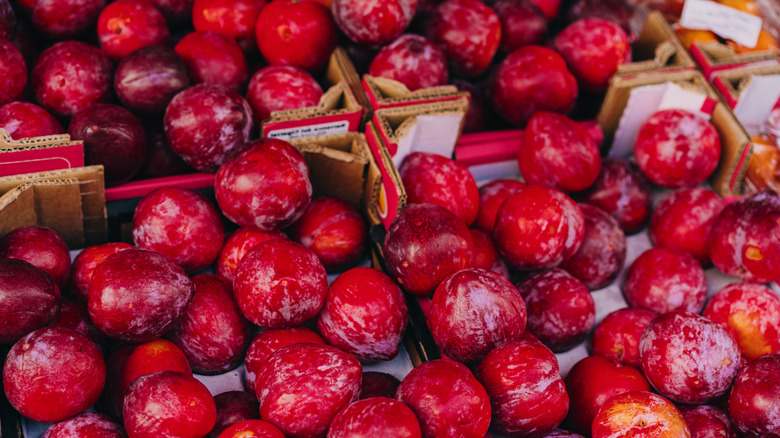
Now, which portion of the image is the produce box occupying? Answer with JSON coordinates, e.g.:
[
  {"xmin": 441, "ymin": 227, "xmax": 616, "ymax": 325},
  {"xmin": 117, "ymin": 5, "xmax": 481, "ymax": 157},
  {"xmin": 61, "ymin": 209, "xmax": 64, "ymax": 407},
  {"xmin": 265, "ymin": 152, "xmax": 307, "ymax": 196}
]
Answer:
[
  {"xmin": 0, "ymin": 166, "xmax": 106, "ymax": 249},
  {"xmin": 258, "ymin": 48, "xmax": 365, "ymax": 140},
  {"xmin": 616, "ymin": 11, "xmax": 696, "ymax": 75},
  {"xmin": 0, "ymin": 130, "xmax": 83, "ymax": 178},
  {"xmin": 361, "ymin": 75, "xmax": 467, "ymax": 112},
  {"xmin": 710, "ymin": 62, "xmax": 780, "ymax": 128},
  {"xmin": 690, "ymin": 40, "xmax": 780, "ymax": 79},
  {"xmin": 598, "ymin": 68, "xmax": 752, "ymax": 197}
]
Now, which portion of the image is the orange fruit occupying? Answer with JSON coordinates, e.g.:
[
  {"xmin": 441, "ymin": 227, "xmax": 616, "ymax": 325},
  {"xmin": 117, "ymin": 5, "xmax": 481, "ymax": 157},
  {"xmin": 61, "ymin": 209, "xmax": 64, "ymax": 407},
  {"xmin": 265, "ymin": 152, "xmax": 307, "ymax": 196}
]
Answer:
[
  {"xmin": 675, "ymin": 26, "xmax": 720, "ymax": 48},
  {"xmin": 728, "ymin": 29, "xmax": 780, "ymax": 54}
]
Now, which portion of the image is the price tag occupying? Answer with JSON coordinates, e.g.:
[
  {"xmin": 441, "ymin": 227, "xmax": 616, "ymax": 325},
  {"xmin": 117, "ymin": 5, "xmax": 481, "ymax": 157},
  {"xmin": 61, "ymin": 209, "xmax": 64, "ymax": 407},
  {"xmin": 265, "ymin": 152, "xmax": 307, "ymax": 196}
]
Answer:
[{"xmin": 680, "ymin": 0, "xmax": 763, "ymax": 48}]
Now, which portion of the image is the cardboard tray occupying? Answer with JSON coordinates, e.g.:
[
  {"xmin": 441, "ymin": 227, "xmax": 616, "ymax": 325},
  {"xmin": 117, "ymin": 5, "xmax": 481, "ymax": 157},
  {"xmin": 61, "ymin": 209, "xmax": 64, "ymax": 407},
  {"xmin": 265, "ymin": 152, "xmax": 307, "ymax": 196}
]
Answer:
[
  {"xmin": 361, "ymin": 75, "xmax": 468, "ymax": 113},
  {"xmin": 690, "ymin": 40, "xmax": 780, "ymax": 79},
  {"xmin": 598, "ymin": 69, "xmax": 752, "ymax": 197},
  {"xmin": 0, "ymin": 166, "xmax": 106, "ymax": 249},
  {"xmin": 259, "ymin": 48, "xmax": 365, "ymax": 140},
  {"xmin": 617, "ymin": 11, "xmax": 697, "ymax": 75},
  {"xmin": 0, "ymin": 129, "xmax": 84, "ymax": 178}
]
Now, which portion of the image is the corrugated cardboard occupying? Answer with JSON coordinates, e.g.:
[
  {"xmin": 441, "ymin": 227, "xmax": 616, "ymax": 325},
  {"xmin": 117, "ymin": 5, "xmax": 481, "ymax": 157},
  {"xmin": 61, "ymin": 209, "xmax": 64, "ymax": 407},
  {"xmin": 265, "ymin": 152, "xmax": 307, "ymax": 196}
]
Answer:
[
  {"xmin": 0, "ymin": 129, "xmax": 84, "ymax": 178},
  {"xmin": 371, "ymin": 97, "xmax": 469, "ymax": 169},
  {"xmin": 0, "ymin": 166, "xmax": 106, "ymax": 248},
  {"xmin": 361, "ymin": 75, "xmax": 469, "ymax": 113},
  {"xmin": 617, "ymin": 11, "xmax": 697, "ymax": 75},
  {"xmin": 690, "ymin": 41, "xmax": 780, "ymax": 79},
  {"xmin": 364, "ymin": 121, "xmax": 407, "ymax": 230},
  {"xmin": 598, "ymin": 69, "xmax": 752, "ymax": 197},
  {"xmin": 711, "ymin": 62, "xmax": 780, "ymax": 120},
  {"xmin": 259, "ymin": 48, "xmax": 366, "ymax": 140}
]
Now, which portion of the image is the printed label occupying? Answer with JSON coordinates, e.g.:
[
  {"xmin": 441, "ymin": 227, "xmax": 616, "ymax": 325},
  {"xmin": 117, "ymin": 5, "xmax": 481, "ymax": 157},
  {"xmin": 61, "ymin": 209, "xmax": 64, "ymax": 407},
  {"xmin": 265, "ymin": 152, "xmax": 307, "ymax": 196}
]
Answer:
[
  {"xmin": 680, "ymin": 0, "xmax": 763, "ymax": 48},
  {"xmin": 265, "ymin": 120, "xmax": 349, "ymax": 140}
]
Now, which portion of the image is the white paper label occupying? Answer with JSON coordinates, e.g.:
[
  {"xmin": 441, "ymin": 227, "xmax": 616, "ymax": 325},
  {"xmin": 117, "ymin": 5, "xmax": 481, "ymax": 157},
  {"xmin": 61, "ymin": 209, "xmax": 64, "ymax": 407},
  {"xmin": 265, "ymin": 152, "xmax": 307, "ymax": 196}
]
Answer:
[
  {"xmin": 733, "ymin": 74, "xmax": 780, "ymax": 135},
  {"xmin": 680, "ymin": 0, "xmax": 763, "ymax": 48},
  {"xmin": 611, "ymin": 82, "xmax": 711, "ymax": 157},
  {"xmin": 265, "ymin": 120, "xmax": 349, "ymax": 140}
]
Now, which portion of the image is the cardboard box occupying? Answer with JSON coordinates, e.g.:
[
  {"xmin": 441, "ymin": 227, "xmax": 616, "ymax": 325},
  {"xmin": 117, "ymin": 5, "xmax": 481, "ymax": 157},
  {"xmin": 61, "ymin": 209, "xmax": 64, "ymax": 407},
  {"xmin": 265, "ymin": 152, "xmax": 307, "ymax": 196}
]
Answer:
[
  {"xmin": 598, "ymin": 69, "xmax": 752, "ymax": 197},
  {"xmin": 711, "ymin": 62, "xmax": 780, "ymax": 133},
  {"xmin": 361, "ymin": 75, "xmax": 468, "ymax": 112},
  {"xmin": 0, "ymin": 165, "xmax": 107, "ymax": 249},
  {"xmin": 0, "ymin": 129, "xmax": 84, "ymax": 178},
  {"xmin": 617, "ymin": 11, "xmax": 697, "ymax": 75},
  {"xmin": 259, "ymin": 48, "xmax": 366, "ymax": 140},
  {"xmin": 690, "ymin": 41, "xmax": 780, "ymax": 79},
  {"xmin": 363, "ymin": 121, "xmax": 407, "ymax": 231}
]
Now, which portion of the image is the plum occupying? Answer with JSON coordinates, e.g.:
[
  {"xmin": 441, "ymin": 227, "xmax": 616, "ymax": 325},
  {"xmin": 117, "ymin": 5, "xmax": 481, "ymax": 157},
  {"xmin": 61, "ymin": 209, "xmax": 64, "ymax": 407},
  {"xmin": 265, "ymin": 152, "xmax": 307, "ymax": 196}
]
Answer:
[
  {"xmin": 328, "ymin": 398, "xmax": 422, "ymax": 438},
  {"xmin": 0, "ymin": 225, "xmax": 71, "ymax": 290},
  {"xmin": 332, "ymin": 0, "xmax": 414, "ymax": 46},
  {"xmin": 590, "ymin": 307, "xmax": 656, "ymax": 368},
  {"xmin": 728, "ymin": 353, "xmax": 780, "ymax": 437},
  {"xmin": 473, "ymin": 178, "xmax": 525, "ymax": 233},
  {"xmin": 175, "ymin": 31, "xmax": 248, "ymax": 92},
  {"xmin": 245, "ymin": 65, "xmax": 323, "ymax": 125},
  {"xmin": 369, "ymin": 34, "xmax": 448, "ymax": 91},
  {"xmin": 96, "ymin": 0, "xmax": 169, "ymax": 60},
  {"xmin": 0, "ymin": 102, "xmax": 63, "ymax": 140},
  {"xmin": 42, "ymin": 412, "xmax": 125, "ymax": 438},
  {"xmin": 68, "ymin": 242, "xmax": 134, "ymax": 302},
  {"xmin": 591, "ymin": 391, "xmax": 690, "ymax": 438},
  {"xmin": 216, "ymin": 228, "xmax": 288, "ymax": 283},
  {"xmin": 114, "ymin": 45, "xmax": 189, "ymax": 117},
  {"xmin": 0, "ymin": 39, "xmax": 26, "ymax": 107},
  {"xmin": 0, "ymin": 258, "xmax": 60, "ymax": 344},
  {"xmin": 208, "ymin": 391, "xmax": 261, "ymax": 438}
]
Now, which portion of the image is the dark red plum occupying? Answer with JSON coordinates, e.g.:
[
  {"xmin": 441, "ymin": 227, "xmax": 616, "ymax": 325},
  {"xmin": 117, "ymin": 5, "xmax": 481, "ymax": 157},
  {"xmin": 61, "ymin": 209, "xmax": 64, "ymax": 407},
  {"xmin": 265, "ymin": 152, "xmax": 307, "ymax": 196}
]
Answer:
[
  {"xmin": 579, "ymin": 157, "xmax": 653, "ymax": 234},
  {"xmin": 214, "ymin": 138, "xmax": 311, "ymax": 231},
  {"xmin": 255, "ymin": 343, "xmax": 362, "ymax": 438},
  {"xmin": 590, "ymin": 307, "xmax": 656, "ymax": 368},
  {"xmin": 147, "ymin": 0, "xmax": 194, "ymax": 25},
  {"xmin": 0, "ymin": 225, "xmax": 71, "ymax": 290},
  {"xmin": 114, "ymin": 45, "xmax": 190, "ymax": 117},
  {"xmin": 245, "ymin": 65, "xmax": 323, "ymax": 125},
  {"xmin": 175, "ymin": 31, "xmax": 248, "ymax": 92},
  {"xmin": 0, "ymin": 258, "xmax": 60, "ymax": 344},
  {"xmin": 703, "ymin": 282, "xmax": 780, "ymax": 361},
  {"xmin": 383, "ymin": 203, "xmax": 475, "ymax": 295},
  {"xmin": 3, "ymin": 327, "xmax": 105, "ymax": 422},
  {"xmin": 494, "ymin": 185, "xmax": 584, "ymax": 271},
  {"xmin": 649, "ymin": 187, "xmax": 727, "ymax": 265},
  {"xmin": 123, "ymin": 371, "xmax": 216, "ymax": 438},
  {"xmin": 728, "ymin": 353, "xmax": 780, "ymax": 437},
  {"xmin": 166, "ymin": 275, "xmax": 251, "ymax": 374},
  {"xmin": 624, "ymin": 247, "xmax": 707, "ymax": 314},
  {"xmin": 562, "ymin": 204, "xmax": 626, "ymax": 290},
  {"xmin": 680, "ymin": 405, "xmax": 738, "ymax": 438},
  {"xmin": 397, "ymin": 359, "xmax": 491, "ymax": 438},
  {"xmin": 470, "ymin": 229, "xmax": 510, "ymax": 278},
  {"xmin": 0, "ymin": 102, "xmax": 63, "ymax": 140},
  {"xmin": 473, "ymin": 178, "xmax": 525, "ymax": 233},
  {"xmin": 289, "ymin": 197, "xmax": 368, "ymax": 273},
  {"xmin": 454, "ymin": 80, "xmax": 490, "ymax": 133},
  {"xmin": 137, "ymin": 122, "xmax": 191, "ymax": 178},
  {"xmin": 42, "ymin": 412, "xmax": 125, "ymax": 438},
  {"xmin": 516, "ymin": 269, "xmax": 595, "ymax": 352},
  {"xmin": 69, "ymin": 103, "xmax": 147, "ymax": 186},
  {"xmin": 69, "ymin": 242, "xmax": 134, "ymax": 303},
  {"xmin": 50, "ymin": 301, "xmax": 103, "ymax": 347},
  {"xmin": 255, "ymin": 0, "xmax": 337, "ymax": 72},
  {"xmin": 400, "ymin": 151, "xmax": 480, "ymax": 227},
  {"xmin": 193, "ymin": 0, "xmax": 266, "ymax": 53},
  {"xmin": 208, "ymin": 391, "xmax": 261, "ymax": 438},
  {"xmin": 520, "ymin": 111, "xmax": 601, "ymax": 192},
  {"xmin": 0, "ymin": 0, "xmax": 15, "ymax": 40},
  {"xmin": 492, "ymin": 45, "xmax": 578, "ymax": 127},
  {"xmin": 216, "ymin": 228, "xmax": 288, "ymax": 283},
  {"xmin": 0, "ymin": 39, "xmax": 26, "ymax": 107},
  {"xmin": 429, "ymin": 268, "xmax": 526, "ymax": 363},
  {"xmin": 88, "ymin": 249, "xmax": 195, "ymax": 342},
  {"xmin": 426, "ymin": 0, "xmax": 501, "ymax": 77},
  {"xmin": 317, "ymin": 267, "xmax": 407, "ymax": 362},
  {"xmin": 233, "ymin": 239, "xmax": 327, "ymax": 328},
  {"xmin": 564, "ymin": 355, "xmax": 651, "ymax": 436},
  {"xmin": 361, "ymin": 372, "xmax": 401, "ymax": 400},
  {"xmin": 328, "ymin": 398, "xmax": 422, "ymax": 438},
  {"xmin": 244, "ymin": 327, "xmax": 325, "ymax": 397},
  {"xmin": 164, "ymin": 83, "xmax": 253, "ymax": 172},
  {"xmin": 97, "ymin": 0, "xmax": 169, "ymax": 60},
  {"xmin": 132, "ymin": 187, "xmax": 224, "ymax": 274},
  {"xmin": 31, "ymin": 0, "xmax": 104, "ymax": 40},
  {"xmin": 640, "ymin": 310, "xmax": 741, "ymax": 405},
  {"xmin": 32, "ymin": 41, "xmax": 113, "ymax": 118},
  {"xmin": 369, "ymin": 34, "xmax": 448, "ymax": 91},
  {"xmin": 710, "ymin": 189, "xmax": 780, "ymax": 283},
  {"xmin": 476, "ymin": 339, "xmax": 568, "ymax": 437},
  {"xmin": 493, "ymin": 0, "xmax": 548, "ymax": 53}
]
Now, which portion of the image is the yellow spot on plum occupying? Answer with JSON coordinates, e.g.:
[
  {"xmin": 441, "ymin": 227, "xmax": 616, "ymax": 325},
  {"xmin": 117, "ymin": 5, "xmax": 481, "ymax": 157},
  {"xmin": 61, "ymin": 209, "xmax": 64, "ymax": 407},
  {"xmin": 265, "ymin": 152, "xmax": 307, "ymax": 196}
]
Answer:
[
  {"xmin": 746, "ymin": 246, "xmax": 763, "ymax": 261},
  {"xmin": 22, "ymin": 344, "xmax": 30, "ymax": 351}
]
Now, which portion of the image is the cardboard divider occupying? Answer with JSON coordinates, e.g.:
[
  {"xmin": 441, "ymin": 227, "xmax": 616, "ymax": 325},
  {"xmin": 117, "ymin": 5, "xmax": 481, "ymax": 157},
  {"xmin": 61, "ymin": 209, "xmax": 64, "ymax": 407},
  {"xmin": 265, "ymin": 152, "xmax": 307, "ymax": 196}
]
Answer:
[
  {"xmin": 690, "ymin": 41, "xmax": 780, "ymax": 79},
  {"xmin": 598, "ymin": 69, "xmax": 752, "ymax": 197},
  {"xmin": 617, "ymin": 11, "xmax": 697, "ymax": 75},
  {"xmin": 364, "ymin": 121, "xmax": 407, "ymax": 230},
  {"xmin": 711, "ymin": 63, "xmax": 780, "ymax": 130},
  {"xmin": 0, "ymin": 129, "xmax": 84, "ymax": 178},
  {"xmin": 361, "ymin": 75, "xmax": 468, "ymax": 113},
  {"xmin": 0, "ymin": 165, "xmax": 106, "ymax": 249},
  {"xmin": 259, "ymin": 48, "xmax": 365, "ymax": 140},
  {"xmin": 371, "ymin": 97, "xmax": 469, "ymax": 167}
]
